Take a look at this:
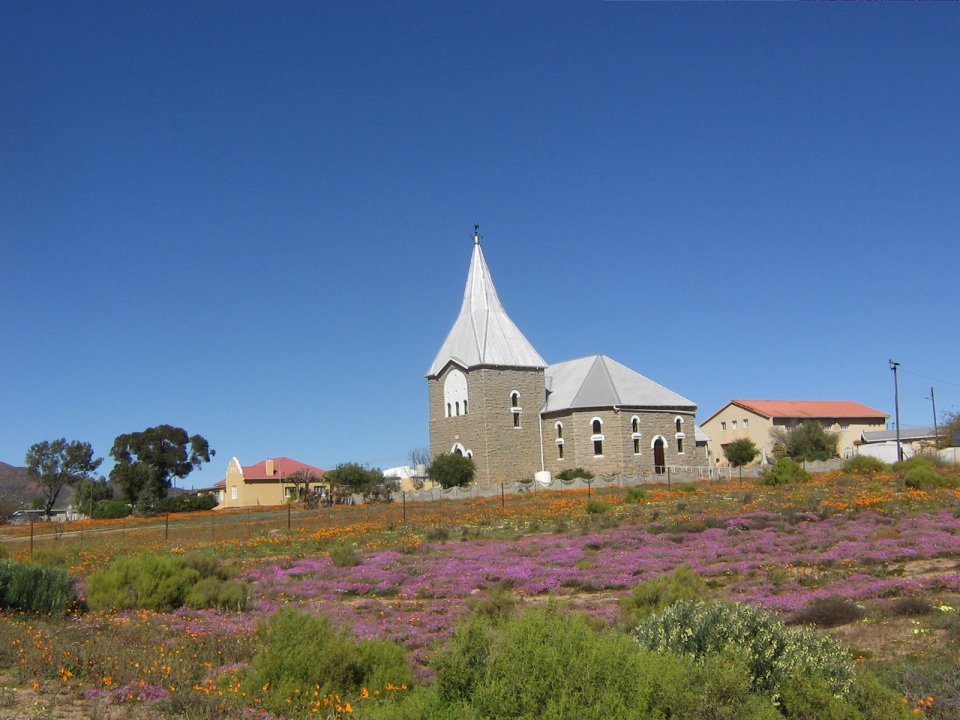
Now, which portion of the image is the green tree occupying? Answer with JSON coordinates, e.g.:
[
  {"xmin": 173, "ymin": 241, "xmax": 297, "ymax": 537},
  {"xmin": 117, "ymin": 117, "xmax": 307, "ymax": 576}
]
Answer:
[
  {"xmin": 724, "ymin": 438, "xmax": 760, "ymax": 479},
  {"xmin": 109, "ymin": 426, "xmax": 214, "ymax": 505},
  {"xmin": 770, "ymin": 421, "xmax": 839, "ymax": 462},
  {"xmin": 428, "ymin": 452, "xmax": 475, "ymax": 489},
  {"xmin": 74, "ymin": 477, "xmax": 114, "ymax": 515},
  {"xmin": 939, "ymin": 410, "xmax": 960, "ymax": 448},
  {"xmin": 25, "ymin": 439, "xmax": 102, "ymax": 518},
  {"xmin": 324, "ymin": 462, "xmax": 383, "ymax": 497}
]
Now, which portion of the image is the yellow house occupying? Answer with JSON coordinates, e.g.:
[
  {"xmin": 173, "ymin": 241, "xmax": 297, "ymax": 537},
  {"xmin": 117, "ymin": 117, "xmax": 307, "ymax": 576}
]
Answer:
[
  {"xmin": 701, "ymin": 400, "xmax": 888, "ymax": 465},
  {"xmin": 214, "ymin": 456, "xmax": 328, "ymax": 509}
]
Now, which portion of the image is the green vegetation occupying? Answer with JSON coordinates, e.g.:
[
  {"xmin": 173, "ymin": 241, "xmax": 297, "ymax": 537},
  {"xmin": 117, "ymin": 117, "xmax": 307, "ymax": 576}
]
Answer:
[
  {"xmin": 771, "ymin": 421, "xmax": 839, "ymax": 462},
  {"xmin": 154, "ymin": 492, "xmax": 218, "ymax": 513},
  {"xmin": 624, "ymin": 486, "xmax": 648, "ymax": 503},
  {"xmin": 585, "ymin": 499, "xmax": 611, "ymax": 514},
  {"xmin": 428, "ymin": 453, "xmax": 475, "ymax": 489},
  {"xmin": 85, "ymin": 552, "xmax": 246, "ymax": 612},
  {"xmin": 326, "ymin": 462, "xmax": 387, "ymax": 496},
  {"xmin": 0, "ymin": 558, "xmax": 77, "ymax": 613},
  {"xmin": 758, "ymin": 458, "xmax": 810, "ymax": 485},
  {"xmin": 241, "ymin": 608, "xmax": 413, "ymax": 717},
  {"xmin": 25, "ymin": 438, "xmax": 102, "ymax": 517},
  {"xmin": 619, "ymin": 564, "xmax": 706, "ymax": 627},
  {"xmin": 724, "ymin": 438, "xmax": 760, "ymax": 478},
  {"xmin": 91, "ymin": 499, "xmax": 131, "ymax": 519},
  {"xmin": 328, "ymin": 541, "xmax": 362, "ymax": 568},
  {"xmin": 556, "ymin": 467, "xmax": 594, "ymax": 482}
]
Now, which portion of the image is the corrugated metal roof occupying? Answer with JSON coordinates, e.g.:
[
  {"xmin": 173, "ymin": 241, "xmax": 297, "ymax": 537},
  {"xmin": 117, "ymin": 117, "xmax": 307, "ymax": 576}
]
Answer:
[
  {"xmin": 861, "ymin": 427, "xmax": 935, "ymax": 443},
  {"xmin": 427, "ymin": 239, "xmax": 546, "ymax": 377},
  {"xmin": 542, "ymin": 355, "xmax": 696, "ymax": 413},
  {"xmin": 731, "ymin": 399, "xmax": 887, "ymax": 419}
]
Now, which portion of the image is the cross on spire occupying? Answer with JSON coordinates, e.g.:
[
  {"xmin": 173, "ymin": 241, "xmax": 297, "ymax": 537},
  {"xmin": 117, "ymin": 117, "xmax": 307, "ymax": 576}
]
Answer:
[{"xmin": 473, "ymin": 224, "xmax": 481, "ymax": 245}]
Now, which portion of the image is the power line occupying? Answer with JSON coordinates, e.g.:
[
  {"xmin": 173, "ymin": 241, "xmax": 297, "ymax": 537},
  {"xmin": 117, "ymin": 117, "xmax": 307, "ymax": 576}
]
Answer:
[{"xmin": 899, "ymin": 368, "xmax": 960, "ymax": 388}]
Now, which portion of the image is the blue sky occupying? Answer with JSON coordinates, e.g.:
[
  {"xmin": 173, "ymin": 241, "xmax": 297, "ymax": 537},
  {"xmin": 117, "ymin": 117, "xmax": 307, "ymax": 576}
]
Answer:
[{"xmin": 2, "ymin": 2, "xmax": 958, "ymax": 487}]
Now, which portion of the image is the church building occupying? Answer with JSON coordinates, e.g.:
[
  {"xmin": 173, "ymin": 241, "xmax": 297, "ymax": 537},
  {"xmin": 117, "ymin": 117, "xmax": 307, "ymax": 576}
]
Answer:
[{"xmin": 427, "ymin": 228, "xmax": 707, "ymax": 486}]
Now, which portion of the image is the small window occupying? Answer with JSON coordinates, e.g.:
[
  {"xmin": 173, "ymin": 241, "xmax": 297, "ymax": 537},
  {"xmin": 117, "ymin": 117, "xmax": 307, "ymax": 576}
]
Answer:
[
  {"xmin": 633, "ymin": 438, "xmax": 640, "ymax": 455},
  {"xmin": 464, "ymin": 400, "xmax": 468, "ymax": 414},
  {"xmin": 593, "ymin": 439, "xmax": 603, "ymax": 456},
  {"xmin": 510, "ymin": 391, "xmax": 520, "ymax": 408},
  {"xmin": 732, "ymin": 420, "xmax": 738, "ymax": 430},
  {"xmin": 677, "ymin": 437, "xmax": 684, "ymax": 454},
  {"xmin": 455, "ymin": 401, "xmax": 460, "ymax": 416},
  {"xmin": 720, "ymin": 421, "xmax": 727, "ymax": 431},
  {"xmin": 446, "ymin": 403, "xmax": 451, "ymax": 417},
  {"xmin": 743, "ymin": 418, "xmax": 749, "ymax": 428},
  {"xmin": 675, "ymin": 417, "xmax": 683, "ymax": 433},
  {"xmin": 230, "ymin": 486, "xmax": 238, "ymax": 500},
  {"xmin": 513, "ymin": 412, "xmax": 520, "ymax": 428},
  {"xmin": 556, "ymin": 422, "xmax": 563, "ymax": 439},
  {"xmin": 840, "ymin": 423, "xmax": 850, "ymax": 430},
  {"xmin": 558, "ymin": 443, "xmax": 564, "ymax": 460},
  {"xmin": 631, "ymin": 416, "xmax": 640, "ymax": 433},
  {"xmin": 592, "ymin": 418, "xmax": 602, "ymax": 434}
]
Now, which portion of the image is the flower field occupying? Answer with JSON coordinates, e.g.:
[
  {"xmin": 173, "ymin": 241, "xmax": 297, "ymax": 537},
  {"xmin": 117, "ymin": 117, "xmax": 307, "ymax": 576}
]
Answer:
[{"xmin": 0, "ymin": 468, "xmax": 957, "ymax": 719}]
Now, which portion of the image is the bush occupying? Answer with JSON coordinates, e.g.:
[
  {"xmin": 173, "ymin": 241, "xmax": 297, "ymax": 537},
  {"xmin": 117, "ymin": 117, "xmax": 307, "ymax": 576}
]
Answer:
[
  {"xmin": 758, "ymin": 458, "xmax": 810, "ymax": 486},
  {"xmin": 86, "ymin": 552, "xmax": 245, "ymax": 612},
  {"xmin": 92, "ymin": 499, "xmax": 131, "ymax": 519},
  {"xmin": 585, "ymin": 499, "xmax": 611, "ymax": 514},
  {"xmin": 155, "ymin": 493, "xmax": 218, "ymax": 513},
  {"xmin": 844, "ymin": 455, "xmax": 889, "ymax": 474},
  {"xmin": 556, "ymin": 468, "xmax": 594, "ymax": 482},
  {"xmin": 241, "ymin": 608, "xmax": 413, "ymax": 717},
  {"xmin": 887, "ymin": 596, "xmax": 932, "ymax": 617},
  {"xmin": 620, "ymin": 564, "xmax": 706, "ymax": 628},
  {"xmin": 0, "ymin": 559, "xmax": 77, "ymax": 613},
  {"xmin": 788, "ymin": 595, "xmax": 865, "ymax": 628},
  {"xmin": 633, "ymin": 600, "xmax": 856, "ymax": 696},
  {"xmin": 904, "ymin": 463, "xmax": 958, "ymax": 489},
  {"xmin": 329, "ymin": 542, "xmax": 362, "ymax": 568},
  {"xmin": 624, "ymin": 486, "xmax": 648, "ymax": 503},
  {"xmin": 428, "ymin": 453, "xmax": 475, "ymax": 489}
]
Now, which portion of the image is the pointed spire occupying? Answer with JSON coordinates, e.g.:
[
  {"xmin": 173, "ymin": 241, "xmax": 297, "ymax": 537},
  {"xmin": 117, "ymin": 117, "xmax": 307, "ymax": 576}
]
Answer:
[{"xmin": 427, "ymin": 228, "xmax": 546, "ymax": 377}]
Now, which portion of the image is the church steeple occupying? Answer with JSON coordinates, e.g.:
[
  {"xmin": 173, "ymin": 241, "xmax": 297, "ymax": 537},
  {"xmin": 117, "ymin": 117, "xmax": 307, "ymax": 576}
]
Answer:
[{"xmin": 426, "ymin": 228, "xmax": 546, "ymax": 377}]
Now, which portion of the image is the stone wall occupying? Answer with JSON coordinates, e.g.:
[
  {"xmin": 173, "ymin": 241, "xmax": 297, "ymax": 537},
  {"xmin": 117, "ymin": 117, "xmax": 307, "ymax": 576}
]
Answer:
[{"xmin": 429, "ymin": 365, "xmax": 545, "ymax": 486}]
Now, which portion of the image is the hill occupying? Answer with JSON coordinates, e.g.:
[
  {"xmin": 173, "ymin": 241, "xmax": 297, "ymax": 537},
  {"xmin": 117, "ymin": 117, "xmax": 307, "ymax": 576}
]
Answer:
[{"xmin": 0, "ymin": 461, "xmax": 78, "ymax": 516}]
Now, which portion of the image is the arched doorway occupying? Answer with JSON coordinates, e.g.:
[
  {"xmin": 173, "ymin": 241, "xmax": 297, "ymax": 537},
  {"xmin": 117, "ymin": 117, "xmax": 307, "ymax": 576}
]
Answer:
[{"xmin": 653, "ymin": 437, "xmax": 666, "ymax": 474}]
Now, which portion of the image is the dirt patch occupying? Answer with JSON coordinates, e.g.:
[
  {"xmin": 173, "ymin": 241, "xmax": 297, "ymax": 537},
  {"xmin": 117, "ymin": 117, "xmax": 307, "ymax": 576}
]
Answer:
[{"xmin": 0, "ymin": 678, "xmax": 167, "ymax": 720}]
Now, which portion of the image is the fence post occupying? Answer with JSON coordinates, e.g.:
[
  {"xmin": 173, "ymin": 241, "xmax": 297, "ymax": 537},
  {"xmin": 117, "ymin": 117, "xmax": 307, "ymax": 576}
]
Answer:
[
  {"xmin": 165, "ymin": 513, "xmax": 169, "ymax": 542},
  {"xmin": 667, "ymin": 466, "xmax": 671, "ymax": 489},
  {"xmin": 402, "ymin": 491, "xmax": 406, "ymax": 523},
  {"xmin": 501, "ymin": 482, "xmax": 505, "ymax": 510},
  {"xmin": 287, "ymin": 502, "xmax": 291, "ymax": 531},
  {"xmin": 211, "ymin": 511, "xmax": 215, "ymax": 541},
  {"xmin": 30, "ymin": 521, "xmax": 34, "ymax": 557}
]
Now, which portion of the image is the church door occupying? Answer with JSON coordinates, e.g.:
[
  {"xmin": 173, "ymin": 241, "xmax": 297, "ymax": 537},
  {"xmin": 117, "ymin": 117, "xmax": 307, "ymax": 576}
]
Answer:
[{"xmin": 653, "ymin": 438, "xmax": 666, "ymax": 474}]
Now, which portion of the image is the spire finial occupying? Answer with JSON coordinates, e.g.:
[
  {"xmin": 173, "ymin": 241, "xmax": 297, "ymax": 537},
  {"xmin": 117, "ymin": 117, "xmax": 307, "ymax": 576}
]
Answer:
[{"xmin": 473, "ymin": 224, "xmax": 481, "ymax": 245}]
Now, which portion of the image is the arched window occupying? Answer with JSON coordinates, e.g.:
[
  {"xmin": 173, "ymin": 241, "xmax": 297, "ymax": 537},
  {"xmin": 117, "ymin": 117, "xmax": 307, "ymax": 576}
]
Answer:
[
  {"xmin": 443, "ymin": 369, "xmax": 468, "ymax": 419},
  {"xmin": 556, "ymin": 422, "xmax": 563, "ymax": 439},
  {"xmin": 631, "ymin": 415, "xmax": 642, "ymax": 455},
  {"xmin": 631, "ymin": 416, "xmax": 639, "ymax": 434},
  {"xmin": 674, "ymin": 417, "xmax": 685, "ymax": 455},
  {"xmin": 591, "ymin": 417, "xmax": 604, "ymax": 457},
  {"xmin": 510, "ymin": 391, "xmax": 521, "ymax": 428},
  {"xmin": 675, "ymin": 416, "xmax": 684, "ymax": 433}
]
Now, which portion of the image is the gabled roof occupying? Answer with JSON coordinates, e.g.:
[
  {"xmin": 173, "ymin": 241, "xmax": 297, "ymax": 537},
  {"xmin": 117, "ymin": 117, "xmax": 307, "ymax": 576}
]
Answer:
[
  {"xmin": 542, "ymin": 355, "xmax": 696, "ymax": 413},
  {"xmin": 241, "ymin": 457, "xmax": 326, "ymax": 480},
  {"xmin": 427, "ymin": 235, "xmax": 546, "ymax": 377},
  {"xmin": 709, "ymin": 399, "xmax": 888, "ymax": 423}
]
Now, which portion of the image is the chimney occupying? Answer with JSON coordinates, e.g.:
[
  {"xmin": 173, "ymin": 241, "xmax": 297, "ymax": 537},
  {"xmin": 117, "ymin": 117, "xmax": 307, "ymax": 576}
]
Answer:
[{"xmin": 265, "ymin": 458, "xmax": 274, "ymax": 476}]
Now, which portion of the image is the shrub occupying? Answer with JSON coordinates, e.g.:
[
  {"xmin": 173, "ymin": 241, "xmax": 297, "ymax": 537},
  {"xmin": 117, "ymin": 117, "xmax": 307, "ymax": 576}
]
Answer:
[
  {"xmin": 328, "ymin": 542, "xmax": 362, "ymax": 568},
  {"xmin": 633, "ymin": 600, "xmax": 856, "ymax": 696},
  {"xmin": 674, "ymin": 482, "xmax": 698, "ymax": 493},
  {"xmin": 428, "ymin": 453, "xmax": 475, "ymax": 489},
  {"xmin": 887, "ymin": 597, "xmax": 932, "ymax": 617},
  {"xmin": 620, "ymin": 564, "xmax": 706, "ymax": 628},
  {"xmin": 92, "ymin": 499, "xmax": 131, "ymax": 519},
  {"xmin": 86, "ymin": 552, "xmax": 245, "ymax": 612},
  {"xmin": 0, "ymin": 559, "xmax": 77, "ymax": 613},
  {"xmin": 425, "ymin": 526, "xmax": 450, "ymax": 542},
  {"xmin": 844, "ymin": 455, "xmax": 889, "ymax": 474},
  {"xmin": 585, "ymin": 499, "xmax": 611, "ymax": 514},
  {"xmin": 758, "ymin": 458, "xmax": 810, "ymax": 486},
  {"xmin": 556, "ymin": 467, "xmax": 594, "ymax": 482},
  {"xmin": 904, "ymin": 463, "xmax": 957, "ymax": 489},
  {"xmin": 624, "ymin": 486, "xmax": 648, "ymax": 503},
  {"xmin": 155, "ymin": 493, "xmax": 218, "ymax": 513},
  {"xmin": 788, "ymin": 595, "xmax": 865, "ymax": 628},
  {"xmin": 241, "ymin": 608, "xmax": 413, "ymax": 717}
]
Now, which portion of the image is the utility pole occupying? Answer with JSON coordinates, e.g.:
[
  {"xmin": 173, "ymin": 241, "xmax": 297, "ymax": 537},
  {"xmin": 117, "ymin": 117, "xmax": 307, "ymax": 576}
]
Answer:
[
  {"xmin": 889, "ymin": 360, "xmax": 902, "ymax": 462},
  {"xmin": 928, "ymin": 386, "xmax": 939, "ymax": 448}
]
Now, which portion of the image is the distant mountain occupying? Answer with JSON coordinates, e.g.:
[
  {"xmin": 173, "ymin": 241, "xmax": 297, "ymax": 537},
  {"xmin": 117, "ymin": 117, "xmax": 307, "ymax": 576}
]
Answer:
[{"xmin": 0, "ymin": 461, "xmax": 36, "ymax": 515}]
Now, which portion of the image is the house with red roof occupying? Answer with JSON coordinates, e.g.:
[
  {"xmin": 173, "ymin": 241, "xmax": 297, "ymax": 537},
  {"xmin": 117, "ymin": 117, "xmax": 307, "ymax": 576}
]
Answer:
[
  {"xmin": 214, "ymin": 456, "xmax": 327, "ymax": 509},
  {"xmin": 700, "ymin": 400, "xmax": 888, "ymax": 465}
]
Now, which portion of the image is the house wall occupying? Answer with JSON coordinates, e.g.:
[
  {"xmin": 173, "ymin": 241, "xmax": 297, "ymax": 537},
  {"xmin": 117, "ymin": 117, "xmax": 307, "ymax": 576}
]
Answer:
[
  {"xmin": 429, "ymin": 365, "xmax": 545, "ymax": 486},
  {"xmin": 217, "ymin": 458, "xmax": 328, "ymax": 509}
]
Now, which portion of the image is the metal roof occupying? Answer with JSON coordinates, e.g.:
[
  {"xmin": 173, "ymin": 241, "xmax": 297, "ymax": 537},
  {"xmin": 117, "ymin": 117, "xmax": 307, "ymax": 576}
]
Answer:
[
  {"xmin": 542, "ymin": 355, "xmax": 696, "ymax": 413},
  {"xmin": 427, "ymin": 237, "xmax": 546, "ymax": 377},
  {"xmin": 861, "ymin": 427, "xmax": 936, "ymax": 443}
]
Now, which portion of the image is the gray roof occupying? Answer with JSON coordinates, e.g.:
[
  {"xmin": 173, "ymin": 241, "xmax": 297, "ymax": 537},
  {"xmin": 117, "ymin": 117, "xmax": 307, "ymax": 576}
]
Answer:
[
  {"xmin": 427, "ymin": 239, "xmax": 546, "ymax": 377},
  {"xmin": 542, "ymin": 355, "xmax": 696, "ymax": 414},
  {"xmin": 861, "ymin": 427, "xmax": 936, "ymax": 443}
]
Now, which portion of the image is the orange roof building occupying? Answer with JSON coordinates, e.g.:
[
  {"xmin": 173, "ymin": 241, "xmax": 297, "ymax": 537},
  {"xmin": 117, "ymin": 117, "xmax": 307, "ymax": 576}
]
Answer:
[
  {"xmin": 700, "ymin": 399, "xmax": 888, "ymax": 465},
  {"xmin": 215, "ymin": 456, "xmax": 327, "ymax": 509}
]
